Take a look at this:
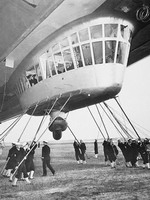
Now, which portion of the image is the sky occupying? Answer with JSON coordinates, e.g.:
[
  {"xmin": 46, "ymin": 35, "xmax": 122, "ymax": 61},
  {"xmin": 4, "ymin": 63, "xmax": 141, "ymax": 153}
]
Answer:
[{"xmin": 1, "ymin": 56, "xmax": 150, "ymax": 143}]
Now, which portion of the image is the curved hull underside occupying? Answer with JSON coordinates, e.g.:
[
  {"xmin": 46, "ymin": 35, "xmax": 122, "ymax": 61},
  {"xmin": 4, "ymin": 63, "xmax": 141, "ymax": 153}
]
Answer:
[
  {"xmin": 24, "ymin": 64, "xmax": 124, "ymax": 115},
  {"xmin": 0, "ymin": 63, "xmax": 124, "ymax": 121}
]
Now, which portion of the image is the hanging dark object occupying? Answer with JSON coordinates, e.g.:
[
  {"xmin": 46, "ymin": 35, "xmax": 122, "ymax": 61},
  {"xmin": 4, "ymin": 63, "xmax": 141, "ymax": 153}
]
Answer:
[{"xmin": 48, "ymin": 117, "xmax": 68, "ymax": 140}]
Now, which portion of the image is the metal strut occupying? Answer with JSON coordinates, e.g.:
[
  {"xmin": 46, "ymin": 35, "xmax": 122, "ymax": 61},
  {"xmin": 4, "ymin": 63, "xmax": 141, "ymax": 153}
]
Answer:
[
  {"xmin": 114, "ymin": 97, "xmax": 141, "ymax": 139},
  {"xmin": 17, "ymin": 102, "xmax": 39, "ymax": 142},
  {"xmin": 1, "ymin": 157, "xmax": 10, "ymax": 175},
  {"xmin": 87, "ymin": 106, "xmax": 105, "ymax": 139},
  {"xmin": 0, "ymin": 117, "xmax": 21, "ymax": 140},
  {"xmin": 67, "ymin": 125, "xmax": 80, "ymax": 144},
  {"xmin": 35, "ymin": 94, "xmax": 70, "ymax": 142},
  {"xmin": 0, "ymin": 118, "xmax": 20, "ymax": 137},
  {"xmin": 0, "ymin": 108, "xmax": 28, "ymax": 141},
  {"xmin": 31, "ymin": 115, "xmax": 46, "ymax": 143},
  {"xmin": 31, "ymin": 96, "xmax": 61, "ymax": 143}
]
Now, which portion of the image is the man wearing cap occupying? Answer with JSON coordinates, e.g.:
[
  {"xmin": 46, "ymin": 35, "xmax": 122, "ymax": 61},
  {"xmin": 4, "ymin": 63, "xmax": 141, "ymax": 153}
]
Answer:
[
  {"xmin": 41, "ymin": 141, "xmax": 55, "ymax": 176},
  {"xmin": 25, "ymin": 141, "xmax": 37, "ymax": 179},
  {"xmin": 11, "ymin": 142, "xmax": 31, "ymax": 186}
]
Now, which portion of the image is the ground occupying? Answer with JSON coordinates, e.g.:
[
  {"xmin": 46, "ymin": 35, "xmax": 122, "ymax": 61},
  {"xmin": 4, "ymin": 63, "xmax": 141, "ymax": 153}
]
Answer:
[{"xmin": 1, "ymin": 142, "xmax": 150, "ymax": 200}]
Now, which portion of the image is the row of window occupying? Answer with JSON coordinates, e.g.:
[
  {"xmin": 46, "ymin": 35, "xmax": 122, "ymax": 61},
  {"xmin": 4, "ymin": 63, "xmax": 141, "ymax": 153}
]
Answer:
[
  {"xmin": 56, "ymin": 23, "xmax": 131, "ymax": 48},
  {"xmin": 44, "ymin": 40, "xmax": 128, "ymax": 77},
  {"xmin": 15, "ymin": 23, "xmax": 132, "ymax": 95}
]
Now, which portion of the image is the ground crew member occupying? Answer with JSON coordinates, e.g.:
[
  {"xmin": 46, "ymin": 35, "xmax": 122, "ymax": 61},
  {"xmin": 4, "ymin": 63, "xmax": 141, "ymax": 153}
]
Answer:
[
  {"xmin": 138, "ymin": 139, "xmax": 149, "ymax": 168},
  {"xmin": 11, "ymin": 142, "xmax": 31, "ymax": 186},
  {"xmin": 102, "ymin": 139, "xmax": 109, "ymax": 166},
  {"xmin": 73, "ymin": 140, "xmax": 81, "ymax": 164},
  {"xmin": 94, "ymin": 139, "xmax": 98, "ymax": 158},
  {"xmin": 79, "ymin": 140, "xmax": 86, "ymax": 164},
  {"xmin": 41, "ymin": 141, "xmax": 55, "ymax": 176},
  {"xmin": 25, "ymin": 141, "xmax": 37, "ymax": 179},
  {"xmin": 118, "ymin": 140, "xmax": 131, "ymax": 167},
  {"xmin": 107, "ymin": 138, "xmax": 119, "ymax": 168},
  {"xmin": 3, "ymin": 143, "xmax": 17, "ymax": 177}
]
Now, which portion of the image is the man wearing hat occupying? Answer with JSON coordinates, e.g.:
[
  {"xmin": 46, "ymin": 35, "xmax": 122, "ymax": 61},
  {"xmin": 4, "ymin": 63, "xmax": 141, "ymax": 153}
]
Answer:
[{"xmin": 41, "ymin": 141, "xmax": 55, "ymax": 176}]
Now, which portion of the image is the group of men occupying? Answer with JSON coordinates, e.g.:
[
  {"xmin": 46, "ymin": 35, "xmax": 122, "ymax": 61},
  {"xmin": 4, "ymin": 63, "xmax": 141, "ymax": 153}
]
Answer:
[
  {"xmin": 102, "ymin": 138, "xmax": 119, "ymax": 168},
  {"xmin": 2, "ymin": 141, "xmax": 36, "ymax": 186},
  {"xmin": 73, "ymin": 140, "xmax": 87, "ymax": 164},
  {"xmin": 73, "ymin": 138, "xmax": 118, "ymax": 167},
  {"xmin": 73, "ymin": 137, "xmax": 150, "ymax": 170},
  {"xmin": 118, "ymin": 138, "xmax": 150, "ymax": 168},
  {"xmin": 2, "ymin": 137, "xmax": 150, "ymax": 186},
  {"xmin": 103, "ymin": 137, "xmax": 150, "ymax": 169},
  {"xmin": 2, "ymin": 140, "xmax": 55, "ymax": 186}
]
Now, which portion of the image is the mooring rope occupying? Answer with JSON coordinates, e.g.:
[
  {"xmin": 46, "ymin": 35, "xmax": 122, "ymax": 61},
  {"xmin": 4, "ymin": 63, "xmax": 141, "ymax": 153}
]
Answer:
[
  {"xmin": 114, "ymin": 97, "xmax": 140, "ymax": 139},
  {"xmin": 103, "ymin": 102, "xmax": 133, "ymax": 139},
  {"xmin": 100, "ymin": 103, "xmax": 126, "ymax": 140},
  {"xmin": 87, "ymin": 106, "xmax": 105, "ymax": 139},
  {"xmin": 95, "ymin": 104, "xmax": 109, "ymax": 139}
]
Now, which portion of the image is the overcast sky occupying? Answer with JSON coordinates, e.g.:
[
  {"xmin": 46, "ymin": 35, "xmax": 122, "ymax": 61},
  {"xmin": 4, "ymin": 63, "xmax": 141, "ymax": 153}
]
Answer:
[{"xmin": 1, "ymin": 56, "xmax": 150, "ymax": 143}]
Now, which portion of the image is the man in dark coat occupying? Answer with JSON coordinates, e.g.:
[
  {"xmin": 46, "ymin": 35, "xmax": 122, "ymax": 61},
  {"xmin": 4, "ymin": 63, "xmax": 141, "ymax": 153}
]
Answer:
[
  {"xmin": 79, "ymin": 140, "xmax": 86, "ymax": 164},
  {"xmin": 11, "ymin": 142, "xmax": 31, "ymax": 186},
  {"xmin": 124, "ymin": 139, "xmax": 133, "ymax": 167},
  {"xmin": 130, "ymin": 139, "xmax": 139, "ymax": 167},
  {"xmin": 143, "ymin": 138, "xmax": 150, "ymax": 169},
  {"xmin": 73, "ymin": 140, "xmax": 81, "ymax": 164},
  {"xmin": 138, "ymin": 139, "xmax": 149, "ymax": 168},
  {"xmin": 25, "ymin": 141, "xmax": 37, "ymax": 179},
  {"xmin": 41, "ymin": 141, "xmax": 55, "ymax": 176},
  {"xmin": 94, "ymin": 139, "xmax": 98, "ymax": 158},
  {"xmin": 102, "ymin": 139, "xmax": 109, "ymax": 165},
  {"xmin": 3, "ymin": 143, "xmax": 17, "ymax": 177},
  {"xmin": 107, "ymin": 139, "xmax": 119, "ymax": 168},
  {"xmin": 118, "ymin": 139, "xmax": 131, "ymax": 167}
]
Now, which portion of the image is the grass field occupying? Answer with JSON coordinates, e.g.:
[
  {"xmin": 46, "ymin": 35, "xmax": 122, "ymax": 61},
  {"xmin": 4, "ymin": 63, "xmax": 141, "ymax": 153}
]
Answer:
[{"xmin": 1, "ymin": 142, "xmax": 150, "ymax": 200}]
